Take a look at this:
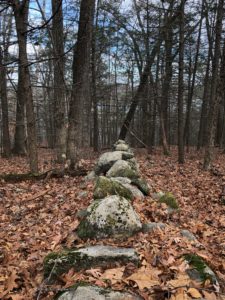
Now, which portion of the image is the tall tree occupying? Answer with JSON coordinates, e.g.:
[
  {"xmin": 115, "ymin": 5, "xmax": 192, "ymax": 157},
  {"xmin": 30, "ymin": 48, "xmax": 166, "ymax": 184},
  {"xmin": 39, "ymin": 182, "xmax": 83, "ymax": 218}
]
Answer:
[
  {"xmin": 177, "ymin": 0, "xmax": 185, "ymax": 164},
  {"xmin": 12, "ymin": 0, "xmax": 38, "ymax": 172},
  {"xmin": 51, "ymin": 0, "xmax": 66, "ymax": 162},
  {"xmin": 67, "ymin": 0, "xmax": 95, "ymax": 168},
  {"xmin": 0, "ymin": 10, "xmax": 12, "ymax": 158},
  {"xmin": 203, "ymin": 0, "xmax": 224, "ymax": 170}
]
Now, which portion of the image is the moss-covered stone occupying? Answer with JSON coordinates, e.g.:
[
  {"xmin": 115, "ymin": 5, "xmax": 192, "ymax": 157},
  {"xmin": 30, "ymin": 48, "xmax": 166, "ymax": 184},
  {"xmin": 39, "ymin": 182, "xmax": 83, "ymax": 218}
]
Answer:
[
  {"xmin": 159, "ymin": 192, "xmax": 179, "ymax": 209},
  {"xmin": 106, "ymin": 160, "xmax": 139, "ymax": 179},
  {"xmin": 131, "ymin": 178, "xmax": 150, "ymax": 195},
  {"xmin": 93, "ymin": 176, "xmax": 133, "ymax": 200},
  {"xmin": 43, "ymin": 250, "xmax": 88, "ymax": 280},
  {"xmin": 76, "ymin": 195, "xmax": 142, "ymax": 240},
  {"xmin": 184, "ymin": 254, "xmax": 218, "ymax": 284},
  {"xmin": 44, "ymin": 246, "xmax": 140, "ymax": 282}
]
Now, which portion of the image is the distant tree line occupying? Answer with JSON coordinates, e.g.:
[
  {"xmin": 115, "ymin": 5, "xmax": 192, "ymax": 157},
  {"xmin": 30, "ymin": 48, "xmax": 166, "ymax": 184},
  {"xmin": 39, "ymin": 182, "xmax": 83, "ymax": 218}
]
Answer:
[{"xmin": 0, "ymin": 0, "xmax": 225, "ymax": 172}]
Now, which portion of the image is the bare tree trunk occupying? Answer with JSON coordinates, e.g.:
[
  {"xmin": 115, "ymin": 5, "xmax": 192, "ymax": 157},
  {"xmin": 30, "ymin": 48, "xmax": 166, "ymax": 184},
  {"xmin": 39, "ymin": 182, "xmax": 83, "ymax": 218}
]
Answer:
[
  {"xmin": 67, "ymin": 0, "xmax": 94, "ymax": 169},
  {"xmin": 13, "ymin": 0, "xmax": 38, "ymax": 172},
  {"xmin": 0, "ymin": 47, "xmax": 11, "ymax": 157},
  {"xmin": 177, "ymin": 0, "xmax": 185, "ymax": 164},
  {"xmin": 92, "ymin": 0, "xmax": 99, "ymax": 152},
  {"xmin": 51, "ymin": 0, "xmax": 66, "ymax": 162},
  {"xmin": 184, "ymin": 6, "xmax": 203, "ymax": 151},
  {"xmin": 203, "ymin": 0, "xmax": 224, "ymax": 170}
]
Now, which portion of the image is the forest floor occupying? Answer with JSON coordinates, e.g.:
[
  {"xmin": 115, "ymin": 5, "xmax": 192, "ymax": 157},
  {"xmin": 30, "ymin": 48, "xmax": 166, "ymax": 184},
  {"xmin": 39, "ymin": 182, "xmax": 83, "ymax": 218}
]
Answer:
[{"xmin": 0, "ymin": 148, "xmax": 225, "ymax": 300}]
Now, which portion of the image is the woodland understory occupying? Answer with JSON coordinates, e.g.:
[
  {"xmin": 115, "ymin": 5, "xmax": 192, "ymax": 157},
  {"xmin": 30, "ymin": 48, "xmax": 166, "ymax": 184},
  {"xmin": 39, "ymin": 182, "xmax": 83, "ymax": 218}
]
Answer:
[{"xmin": 0, "ymin": 147, "xmax": 224, "ymax": 300}]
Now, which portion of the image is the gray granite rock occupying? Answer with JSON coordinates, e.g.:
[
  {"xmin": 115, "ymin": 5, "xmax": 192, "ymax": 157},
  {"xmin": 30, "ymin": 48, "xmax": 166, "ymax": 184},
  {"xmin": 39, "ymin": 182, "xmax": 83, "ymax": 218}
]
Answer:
[
  {"xmin": 106, "ymin": 160, "xmax": 139, "ymax": 179},
  {"xmin": 142, "ymin": 222, "xmax": 166, "ymax": 233},
  {"xmin": 44, "ymin": 245, "xmax": 140, "ymax": 279},
  {"xmin": 57, "ymin": 285, "xmax": 143, "ymax": 300},
  {"xmin": 77, "ymin": 195, "xmax": 142, "ymax": 239},
  {"xmin": 181, "ymin": 230, "xmax": 198, "ymax": 242}
]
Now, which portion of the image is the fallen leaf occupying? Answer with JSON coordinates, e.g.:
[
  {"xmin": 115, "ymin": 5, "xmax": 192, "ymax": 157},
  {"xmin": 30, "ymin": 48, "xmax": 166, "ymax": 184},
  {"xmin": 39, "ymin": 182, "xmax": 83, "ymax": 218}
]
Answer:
[
  {"xmin": 187, "ymin": 287, "xmax": 202, "ymax": 298},
  {"xmin": 101, "ymin": 267, "xmax": 125, "ymax": 285},
  {"xmin": 125, "ymin": 266, "xmax": 160, "ymax": 290},
  {"xmin": 167, "ymin": 274, "xmax": 190, "ymax": 288},
  {"xmin": 202, "ymin": 291, "xmax": 217, "ymax": 300}
]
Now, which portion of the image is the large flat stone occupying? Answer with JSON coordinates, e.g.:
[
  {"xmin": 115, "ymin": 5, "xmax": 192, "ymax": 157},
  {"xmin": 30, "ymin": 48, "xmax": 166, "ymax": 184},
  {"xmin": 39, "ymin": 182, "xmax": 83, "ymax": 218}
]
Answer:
[
  {"xmin": 57, "ymin": 285, "xmax": 143, "ymax": 300},
  {"xmin": 44, "ymin": 245, "xmax": 140, "ymax": 280}
]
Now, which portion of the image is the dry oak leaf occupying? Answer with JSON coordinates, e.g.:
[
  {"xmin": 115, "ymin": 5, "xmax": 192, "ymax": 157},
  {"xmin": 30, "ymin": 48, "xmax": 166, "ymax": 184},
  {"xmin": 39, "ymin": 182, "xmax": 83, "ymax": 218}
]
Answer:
[
  {"xmin": 0, "ymin": 269, "xmax": 19, "ymax": 298},
  {"xmin": 101, "ymin": 267, "xmax": 125, "ymax": 285},
  {"xmin": 202, "ymin": 291, "xmax": 218, "ymax": 300},
  {"xmin": 187, "ymin": 287, "xmax": 202, "ymax": 298},
  {"xmin": 167, "ymin": 274, "xmax": 191, "ymax": 288},
  {"xmin": 125, "ymin": 266, "xmax": 161, "ymax": 290}
]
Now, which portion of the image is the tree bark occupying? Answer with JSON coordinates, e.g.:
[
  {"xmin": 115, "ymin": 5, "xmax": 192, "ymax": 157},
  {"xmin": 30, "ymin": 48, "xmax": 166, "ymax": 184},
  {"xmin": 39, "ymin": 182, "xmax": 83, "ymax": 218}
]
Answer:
[
  {"xmin": 51, "ymin": 0, "xmax": 67, "ymax": 162},
  {"xmin": 67, "ymin": 0, "xmax": 95, "ymax": 169},
  {"xmin": 177, "ymin": 0, "xmax": 185, "ymax": 164},
  {"xmin": 0, "ymin": 47, "xmax": 11, "ymax": 157},
  {"xmin": 13, "ymin": 0, "xmax": 38, "ymax": 172},
  {"xmin": 203, "ymin": 0, "xmax": 224, "ymax": 170}
]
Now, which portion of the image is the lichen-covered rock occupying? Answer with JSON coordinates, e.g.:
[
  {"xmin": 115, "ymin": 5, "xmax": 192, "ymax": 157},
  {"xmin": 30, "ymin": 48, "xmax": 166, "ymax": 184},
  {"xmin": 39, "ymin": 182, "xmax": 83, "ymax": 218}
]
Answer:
[
  {"xmin": 131, "ymin": 178, "xmax": 150, "ymax": 196},
  {"xmin": 106, "ymin": 160, "xmax": 139, "ymax": 179},
  {"xmin": 158, "ymin": 192, "xmax": 179, "ymax": 209},
  {"xmin": 127, "ymin": 158, "xmax": 139, "ymax": 172},
  {"xmin": 184, "ymin": 254, "xmax": 219, "ymax": 286},
  {"xmin": 181, "ymin": 230, "xmax": 198, "ymax": 242},
  {"xmin": 94, "ymin": 151, "xmax": 134, "ymax": 175},
  {"xmin": 56, "ymin": 284, "xmax": 143, "ymax": 300},
  {"xmin": 76, "ymin": 195, "xmax": 142, "ymax": 239},
  {"xmin": 44, "ymin": 245, "xmax": 140, "ymax": 280},
  {"xmin": 113, "ymin": 177, "xmax": 132, "ymax": 185},
  {"xmin": 142, "ymin": 222, "xmax": 166, "ymax": 233},
  {"xmin": 122, "ymin": 183, "xmax": 144, "ymax": 200},
  {"xmin": 93, "ymin": 176, "xmax": 133, "ymax": 200},
  {"xmin": 85, "ymin": 170, "xmax": 96, "ymax": 182},
  {"xmin": 113, "ymin": 140, "xmax": 130, "ymax": 152}
]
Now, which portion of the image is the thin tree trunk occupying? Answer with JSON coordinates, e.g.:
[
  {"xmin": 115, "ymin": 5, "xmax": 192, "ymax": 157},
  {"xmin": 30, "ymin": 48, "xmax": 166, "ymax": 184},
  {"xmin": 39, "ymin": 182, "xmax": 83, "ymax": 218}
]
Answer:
[
  {"xmin": 13, "ymin": 0, "xmax": 38, "ymax": 172},
  {"xmin": 0, "ymin": 47, "xmax": 11, "ymax": 157},
  {"xmin": 184, "ymin": 7, "xmax": 203, "ymax": 151},
  {"xmin": 203, "ymin": 0, "xmax": 224, "ymax": 170}
]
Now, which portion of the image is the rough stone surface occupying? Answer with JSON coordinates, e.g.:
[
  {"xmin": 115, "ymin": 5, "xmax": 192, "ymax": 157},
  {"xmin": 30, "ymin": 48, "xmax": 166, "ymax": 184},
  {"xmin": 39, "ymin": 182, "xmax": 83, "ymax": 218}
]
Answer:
[
  {"xmin": 112, "ymin": 177, "xmax": 132, "ymax": 185},
  {"xmin": 95, "ymin": 151, "xmax": 134, "ymax": 175},
  {"xmin": 76, "ymin": 195, "xmax": 142, "ymax": 239},
  {"xmin": 184, "ymin": 254, "xmax": 219, "ymax": 286},
  {"xmin": 181, "ymin": 230, "xmax": 198, "ymax": 242},
  {"xmin": 142, "ymin": 222, "xmax": 166, "ymax": 233},
  {"xmin": 131, "ymin": 178, "xmax": 150, "ymax": 196},
  {"xmin": 106, "ymin": 160, "xmax": 139, "ymax": 179},
  {"xmin": 93, "ymin": 176, "xmax": 133, "ymax": 200},
  {"xmin": 85, "ymin": 170, "xmax": 96, "ymax": 182},
  {"xmin": 44, "ymin": 245, "xmax": 140, "ymax": 279},
  {"xmin": 57, "ymin": 285, "xmax": 143, "ymax": 300},
  {"xmin": 122, "ymin": 183, "xmax": 144, "ymax": 200}
]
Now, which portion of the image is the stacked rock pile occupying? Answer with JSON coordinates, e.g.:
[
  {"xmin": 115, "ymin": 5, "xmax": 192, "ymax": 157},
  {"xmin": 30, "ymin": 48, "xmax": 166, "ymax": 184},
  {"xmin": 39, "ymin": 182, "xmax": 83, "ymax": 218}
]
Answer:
[{"xmin": 43, "ymin": 140, "xmax": 150, "ymax": 299}]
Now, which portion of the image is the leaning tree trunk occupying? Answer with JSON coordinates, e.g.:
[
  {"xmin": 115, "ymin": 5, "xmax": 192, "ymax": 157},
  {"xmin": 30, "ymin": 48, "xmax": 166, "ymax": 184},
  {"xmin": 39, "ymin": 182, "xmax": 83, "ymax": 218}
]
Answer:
[
  {"xmin": 13, "ymin": 0, "xmax": 38, "ymax": 173},
  {"xmin": 203, "ymin": 0, "xmax": 224, "ymax": 170},
  {"xmin": 67, "ymin": 0, "xmax": 95, "ymax": 169}
]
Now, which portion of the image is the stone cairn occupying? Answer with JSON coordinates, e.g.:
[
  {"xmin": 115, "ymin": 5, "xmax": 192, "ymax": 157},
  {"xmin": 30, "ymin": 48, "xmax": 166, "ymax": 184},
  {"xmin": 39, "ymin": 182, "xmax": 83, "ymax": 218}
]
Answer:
[
  {"xmin": 43, "ymin": 140, "xmax": 220, "ymax": 299},
  {"xmin": 43, "ymin": 140, "xmax": 150, "ymax": 299}
]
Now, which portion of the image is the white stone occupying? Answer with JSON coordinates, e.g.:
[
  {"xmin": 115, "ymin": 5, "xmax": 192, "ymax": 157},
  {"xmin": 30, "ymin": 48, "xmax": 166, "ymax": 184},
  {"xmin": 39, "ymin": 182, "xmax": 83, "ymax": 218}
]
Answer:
[
  {"xmin": 58, "ymin": 285, "xmax": 142, "ymax": 300},
  {"xmin": 81, "ymin": 195, "xmax": 142, "ymax": 239},
  {"xmin": 106, "ymin": 160, "xmax": 133, "ymax": 178}
]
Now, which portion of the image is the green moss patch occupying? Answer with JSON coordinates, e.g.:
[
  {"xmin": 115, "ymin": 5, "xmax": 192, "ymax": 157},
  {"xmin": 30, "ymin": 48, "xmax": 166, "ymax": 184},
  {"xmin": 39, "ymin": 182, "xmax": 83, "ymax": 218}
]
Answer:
[
  {"xmin": 93, "ymin": 176, "xmax": 133, "ymax": 200},
  {"xmin": 159, "ymin": 192, "xmax": 179, "ymax": 209},
  {"xmin": 184, "ymin": 254, "xmax": 217, "ymax": 284}
]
